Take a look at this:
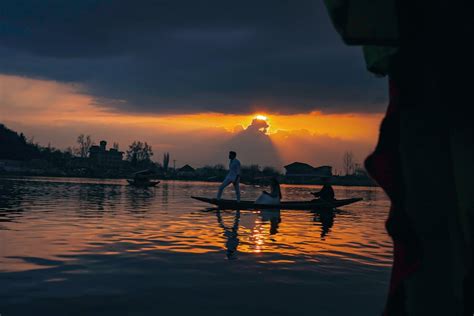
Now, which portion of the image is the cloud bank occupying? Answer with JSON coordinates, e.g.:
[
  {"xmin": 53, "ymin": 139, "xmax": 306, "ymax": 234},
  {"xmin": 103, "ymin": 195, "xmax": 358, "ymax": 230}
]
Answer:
[{"xmin": 0, "ymin": 0, "xmax": 386, "ymax": 115}]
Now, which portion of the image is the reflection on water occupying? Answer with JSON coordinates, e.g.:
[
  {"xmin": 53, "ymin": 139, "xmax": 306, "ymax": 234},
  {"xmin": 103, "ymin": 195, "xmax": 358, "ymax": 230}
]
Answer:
[
  {"xmin": 216, "ymin": 210, "xmax": 240, "ymax": 260},
  {"xmin": 0, "ymin": 177, "xmax": 391, "ymax": 266},
  {"xmin": 261, "ymin": 209, "xmax": 281, "ymax": 235},
  {"xmin": 0, "ymin": 177, "xmax": 391, "ymax": 315},
  {"xmin": 312, "ymin": 208, "xmax": 339, "ymax": 239}
]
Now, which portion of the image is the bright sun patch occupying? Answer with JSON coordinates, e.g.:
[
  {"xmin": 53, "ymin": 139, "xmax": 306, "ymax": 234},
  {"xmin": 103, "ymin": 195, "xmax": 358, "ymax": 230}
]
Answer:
[{"xmin": 255, "ymin": 115, "xmax": 268, "ymax": 121}]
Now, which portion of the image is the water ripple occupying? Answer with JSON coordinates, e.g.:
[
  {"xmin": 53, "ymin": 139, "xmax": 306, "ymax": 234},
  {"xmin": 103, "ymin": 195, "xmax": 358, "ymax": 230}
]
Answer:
[{"xmin": 0, "ymin": 177, "xmax": 392, "ymax": 315}]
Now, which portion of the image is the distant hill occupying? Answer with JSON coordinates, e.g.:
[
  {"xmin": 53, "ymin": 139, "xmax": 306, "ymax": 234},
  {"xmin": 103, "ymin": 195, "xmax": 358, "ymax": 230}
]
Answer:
[{"xmin": 0, "ymin": 124, "xmax": 40, "ymax": 160}]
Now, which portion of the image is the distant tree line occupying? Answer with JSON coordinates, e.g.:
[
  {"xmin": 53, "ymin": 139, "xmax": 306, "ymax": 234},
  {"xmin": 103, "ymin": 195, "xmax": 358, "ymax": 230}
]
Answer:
[
  {"xmin": 1, "ymin": 124, "xmax": 41, "ymax": 160},
  {"xmin": 1, "ymin": 124, "xmax": 284, "ymax": 180},
  {"xmin": 0, "ymin": 124, "xmax": 73, "ymax": 167},
  {"xmin": 187, "ymin": 163, "xmax": 281, "ymax": 183},
  {"xmin": 341, "ymin": 150, "xmax": 366, "ymax": 176},
  {"xmin": 0, "ymin": 126, "xmax": 147, "ymax": 169}
]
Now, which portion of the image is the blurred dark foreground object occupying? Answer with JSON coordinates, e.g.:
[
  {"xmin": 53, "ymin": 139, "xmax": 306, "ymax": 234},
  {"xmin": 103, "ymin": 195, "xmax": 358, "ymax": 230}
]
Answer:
[
  {"xmin": 324, "ymin": 0, "xmax": 399, "ymax": 46},
  {"xmin": 325, "ymin": 1, "xmax": 474, "ymax": 315}
]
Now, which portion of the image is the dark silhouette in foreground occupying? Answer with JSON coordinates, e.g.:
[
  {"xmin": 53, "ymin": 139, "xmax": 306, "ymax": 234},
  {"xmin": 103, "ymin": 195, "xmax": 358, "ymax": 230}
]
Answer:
[{"xmin": 325, "ymin": 1, "xmax": 474, "ymax": 314}]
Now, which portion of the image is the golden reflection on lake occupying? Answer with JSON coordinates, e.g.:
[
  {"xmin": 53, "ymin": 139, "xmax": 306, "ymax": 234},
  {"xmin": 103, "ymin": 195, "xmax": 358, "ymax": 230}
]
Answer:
[{"xmin": 0, "ymin": 178, "xmax": 391, "ymax": 272}]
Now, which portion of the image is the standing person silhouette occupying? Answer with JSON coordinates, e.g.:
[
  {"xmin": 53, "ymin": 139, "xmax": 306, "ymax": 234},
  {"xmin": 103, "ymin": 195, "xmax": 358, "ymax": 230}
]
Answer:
[{"xmin": 217, "ymin": 151, "xmax": 241, "ymax": 202}]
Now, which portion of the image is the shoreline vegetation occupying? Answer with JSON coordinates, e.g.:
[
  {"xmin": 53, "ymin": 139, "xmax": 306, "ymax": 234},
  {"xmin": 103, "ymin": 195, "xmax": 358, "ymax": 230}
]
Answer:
[{"xmin": 0, "ymin": 124, "xmax": 377, "ymax": 187}]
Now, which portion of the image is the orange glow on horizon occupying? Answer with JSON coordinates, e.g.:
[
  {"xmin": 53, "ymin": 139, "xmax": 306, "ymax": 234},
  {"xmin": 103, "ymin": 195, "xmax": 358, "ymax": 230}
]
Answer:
[
  {"xmin": 1, "ymin": 74, "xmax": 383, "ymax": 167},
  {"xmin": 1, "ymin": 75, "xmax": 383, "ymax": 141}
]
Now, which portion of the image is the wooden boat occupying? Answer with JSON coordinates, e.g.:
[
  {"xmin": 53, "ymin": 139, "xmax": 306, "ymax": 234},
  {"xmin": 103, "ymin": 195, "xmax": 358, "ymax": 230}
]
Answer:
[
  {"xmin": 127, "ymin": 169, "xmax": 160, "ymax": 187},
  {"xmin": 127, "ymin": 179, "xmax": 160, "ymax": 187},
  {"xmin": 191, "ymin": 196, "xmax": 362, "ymax": 210}
]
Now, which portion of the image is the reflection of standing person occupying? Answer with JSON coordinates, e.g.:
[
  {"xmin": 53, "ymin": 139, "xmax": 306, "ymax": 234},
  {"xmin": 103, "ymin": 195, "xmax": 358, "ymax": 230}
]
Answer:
[
  {"xmin": 217, "ymin": 151, "xmax": 241, "ymax": 202},
  {"xmin": 216, "ymin": 210, "xmax": 240, "ymax": 260},
  {"xmin": 255, "ymin": 178, "xmax": 281, "ymax": 205}
]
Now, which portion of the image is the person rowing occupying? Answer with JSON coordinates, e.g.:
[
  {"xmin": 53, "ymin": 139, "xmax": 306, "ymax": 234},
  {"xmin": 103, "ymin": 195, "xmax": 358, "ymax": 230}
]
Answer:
[
  {"xmin": 255, "ymin": 177, "xmax": 282, "ymax": 205},
  {"xmin": 216, "ymin": 151, "xmax": 241, "ymax": 202},
  {"xmin": 311, "ymin": 177, "xmax": 335, "ymax": 201}
]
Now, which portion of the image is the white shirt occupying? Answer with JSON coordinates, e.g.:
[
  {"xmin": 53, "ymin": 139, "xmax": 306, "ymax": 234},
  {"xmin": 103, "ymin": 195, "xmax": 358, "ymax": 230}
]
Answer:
[{"xmin": 225, "ymin": 158, "xmax": 241, "ymax": 182}]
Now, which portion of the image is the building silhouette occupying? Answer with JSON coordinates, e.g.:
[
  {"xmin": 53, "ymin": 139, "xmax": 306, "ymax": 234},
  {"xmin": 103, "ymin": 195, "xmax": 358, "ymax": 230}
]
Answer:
[
  {"xmin": 177, "ymin": 164, "xmax": 196, "ymax": 177},
  {"xmin": 89, "ymin": 141, "xmax": 123, "ymax": 169},
  {"xmin": 284, "ymin": 162, "xmax": 332, "ymax": 183}
]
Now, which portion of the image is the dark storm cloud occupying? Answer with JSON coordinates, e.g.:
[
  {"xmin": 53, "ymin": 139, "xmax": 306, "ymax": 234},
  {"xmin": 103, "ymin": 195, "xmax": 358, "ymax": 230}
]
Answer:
[{"xmin": 0, "ymin": 0, "xmax": 387, "ymax": 114}]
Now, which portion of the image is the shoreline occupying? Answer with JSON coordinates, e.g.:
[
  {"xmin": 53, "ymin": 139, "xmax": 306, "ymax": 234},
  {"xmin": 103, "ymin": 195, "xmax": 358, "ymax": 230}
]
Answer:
[{"xmin": 0, "ymin": 173, "xmax": 379, "ymax": 187}]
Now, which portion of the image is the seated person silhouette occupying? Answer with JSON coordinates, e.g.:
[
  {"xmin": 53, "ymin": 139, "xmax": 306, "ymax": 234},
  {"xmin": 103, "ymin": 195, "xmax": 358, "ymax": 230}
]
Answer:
[
  {"xmin": 255, "ymin": 178, "xmax": 282, "ymax": 205},
  {"xmin": 311, "ymin": 177, "xmax": 335, "ymax": 201}
]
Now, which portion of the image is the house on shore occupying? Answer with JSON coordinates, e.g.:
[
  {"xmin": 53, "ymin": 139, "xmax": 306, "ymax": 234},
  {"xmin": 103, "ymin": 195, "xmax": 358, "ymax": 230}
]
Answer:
[
  {"xmin": 89, "ymin": 141, "xmax": 123, "ymax": 169},
  {"xmin": 284, "ymin": 162, "xmax": 332, "ymax": 183},
  {"xmin": 177, "ymin": 164, "xmax": 196, "ymax": 177}
]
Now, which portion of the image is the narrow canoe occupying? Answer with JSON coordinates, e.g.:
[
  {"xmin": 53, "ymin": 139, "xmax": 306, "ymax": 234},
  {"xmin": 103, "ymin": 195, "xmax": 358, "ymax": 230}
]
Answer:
[{"xmin": 191, "ymin": 196, "xmax": 362, "ymax": 210}]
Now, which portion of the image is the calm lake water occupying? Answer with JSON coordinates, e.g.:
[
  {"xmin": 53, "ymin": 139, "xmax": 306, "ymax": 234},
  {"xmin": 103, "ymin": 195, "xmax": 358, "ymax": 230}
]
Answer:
[{"xmin": 0, "ymin": 177, "xmax": 392, "ymax": 316}]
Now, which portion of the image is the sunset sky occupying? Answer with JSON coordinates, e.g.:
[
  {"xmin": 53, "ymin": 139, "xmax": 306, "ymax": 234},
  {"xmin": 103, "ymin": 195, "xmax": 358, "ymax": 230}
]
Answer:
[{"xmin": 0, "ymin": 1, "xmax": 386, "ymax": 171}]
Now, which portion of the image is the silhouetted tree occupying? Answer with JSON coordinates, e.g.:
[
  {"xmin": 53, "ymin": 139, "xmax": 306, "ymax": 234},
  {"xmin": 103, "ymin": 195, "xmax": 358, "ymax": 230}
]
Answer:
[
  {"xmin": 197, "ymin": 164, "xmax": 227, "ymax": 180},
  {"xmin": 241, "ymin": 164, "xmax": 261, "ymax": 179},
  {"xmin": 76, "ymin": 134, "xmax": 93, "ymax": 158},
  {"xmin": 126, "ymin": 141, "xmax": 153, "ymax": 166},
  {"xmin": 262, "ymin": 166, "xmax": 281, "ymax": 177},
  {"xmin": 163, "ymin": 152, "xmax": 170, "ymax": 172},
  {"xmin": 65, "ymin": 146, "xmax": 74, "ymax": 155},
  {"xmin": 19, "ymin": 133, "xmax": 27, "ymax": 145},
  {"xmin": 342, "ymin": 151, "xmax": 355, "ymax": 175},
  {"xmin": 112, "ymin": 142, "xmax": 120, "ymax": 150}
]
